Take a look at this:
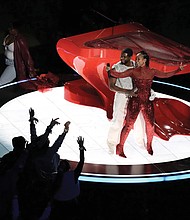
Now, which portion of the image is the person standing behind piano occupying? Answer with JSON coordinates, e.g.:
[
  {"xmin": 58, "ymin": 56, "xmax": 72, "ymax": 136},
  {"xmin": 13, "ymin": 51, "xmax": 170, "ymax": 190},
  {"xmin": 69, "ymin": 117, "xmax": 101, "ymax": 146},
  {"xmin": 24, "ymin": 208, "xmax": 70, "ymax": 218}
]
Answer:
[{"xmin": 0, "ymin": 20, "xmax": 37, "ymax": 86}]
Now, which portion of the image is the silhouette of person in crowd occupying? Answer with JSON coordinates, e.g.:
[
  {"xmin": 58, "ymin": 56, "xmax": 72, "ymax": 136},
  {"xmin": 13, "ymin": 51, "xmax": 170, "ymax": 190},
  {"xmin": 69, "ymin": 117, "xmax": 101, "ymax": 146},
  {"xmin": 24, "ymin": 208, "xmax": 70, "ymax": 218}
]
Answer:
[
  {"xmin": 0, "ymin": 21, "xmax": 37, "ymax": 86},
  {"xmin": 17, "ymin": 108, "xmax": 70, "ymax": 220},
  {"xmin": 0, "ymin": 136, "xmax": 28, "ymax": 220},
  {"xmin": 49, "ymin": 136, "xmax": 86, "ymax": 220},
  {"xmin": 0, "ymin": 136, "xmax": 27, "ymax": 174},
  {"xmin": 107, "ymin": 50, "xmax": 185, "ymax": 158}
]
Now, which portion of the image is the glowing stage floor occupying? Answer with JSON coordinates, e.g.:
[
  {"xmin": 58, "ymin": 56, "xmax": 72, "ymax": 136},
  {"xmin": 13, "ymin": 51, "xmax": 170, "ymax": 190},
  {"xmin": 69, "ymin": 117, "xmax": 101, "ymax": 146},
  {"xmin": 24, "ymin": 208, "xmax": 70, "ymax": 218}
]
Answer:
[{"xmin": 0, "ymin": 85, "xmax": 190, "ymax": 184}]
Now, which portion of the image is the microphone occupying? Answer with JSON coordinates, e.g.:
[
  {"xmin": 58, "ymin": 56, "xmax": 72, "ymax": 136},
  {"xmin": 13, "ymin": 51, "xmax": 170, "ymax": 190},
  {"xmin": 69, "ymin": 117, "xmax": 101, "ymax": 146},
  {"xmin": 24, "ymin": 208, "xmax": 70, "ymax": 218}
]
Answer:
[{"xmin": 106, "ymin": 63, "xmax": 111, "ymax": 77}]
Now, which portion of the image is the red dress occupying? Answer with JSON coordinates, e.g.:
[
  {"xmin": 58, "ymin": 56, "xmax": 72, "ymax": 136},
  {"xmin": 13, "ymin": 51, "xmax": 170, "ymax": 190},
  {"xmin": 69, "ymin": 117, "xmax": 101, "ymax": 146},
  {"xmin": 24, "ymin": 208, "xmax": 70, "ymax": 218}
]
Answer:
[
  {"xmin": 118, "ymin": 77, "xmax": 154, "ymax": 156},
  {"xmin": 110, "ymin": 65, "xmax": 181, "ymax": 157}
]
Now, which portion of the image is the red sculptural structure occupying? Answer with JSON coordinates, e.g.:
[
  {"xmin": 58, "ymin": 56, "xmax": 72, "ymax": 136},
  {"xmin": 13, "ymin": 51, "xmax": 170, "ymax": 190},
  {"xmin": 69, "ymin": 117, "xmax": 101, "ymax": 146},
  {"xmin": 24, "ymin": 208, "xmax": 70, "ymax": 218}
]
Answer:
[{"xmin": 56, "ymin": 22, "xmax": 190, "ymax": 140}]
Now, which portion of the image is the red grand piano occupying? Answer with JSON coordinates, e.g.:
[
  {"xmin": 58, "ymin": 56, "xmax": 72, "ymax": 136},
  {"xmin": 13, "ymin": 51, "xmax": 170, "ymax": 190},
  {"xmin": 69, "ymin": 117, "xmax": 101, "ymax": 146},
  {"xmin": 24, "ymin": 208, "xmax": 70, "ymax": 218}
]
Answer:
[{"xmin": 56, "ymin": 22, "xmax": 190, "ymax": 140}]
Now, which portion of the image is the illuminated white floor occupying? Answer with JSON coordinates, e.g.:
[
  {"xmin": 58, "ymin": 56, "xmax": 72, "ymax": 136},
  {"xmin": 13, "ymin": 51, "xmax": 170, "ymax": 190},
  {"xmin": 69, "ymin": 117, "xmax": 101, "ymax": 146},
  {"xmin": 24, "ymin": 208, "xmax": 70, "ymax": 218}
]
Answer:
[{"xmin": 0, "ymin": 86, "xmax": 190, "ymax": 166}]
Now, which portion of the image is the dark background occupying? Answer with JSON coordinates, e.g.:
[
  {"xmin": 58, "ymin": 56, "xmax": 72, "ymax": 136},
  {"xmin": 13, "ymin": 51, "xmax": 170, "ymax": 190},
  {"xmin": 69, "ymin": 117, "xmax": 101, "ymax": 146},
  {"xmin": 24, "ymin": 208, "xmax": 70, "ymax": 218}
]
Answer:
[
  {"xmin": 0, "ymin": 0, "xmax": 190, "ymax": 101},
  {"xmin": 1, "ymin": 0, "xmax": 190, "ymax": 45},
  {"xmin": 1, "ymin": 0, "xmax": 190, "ymax": 47},
  {"xmin": 0, "ymin": 2, "xmax": 190, "ymax": 218},
  {"xmin": 0, "ymin": 0, "xmax": 190, "ymax": 90}
]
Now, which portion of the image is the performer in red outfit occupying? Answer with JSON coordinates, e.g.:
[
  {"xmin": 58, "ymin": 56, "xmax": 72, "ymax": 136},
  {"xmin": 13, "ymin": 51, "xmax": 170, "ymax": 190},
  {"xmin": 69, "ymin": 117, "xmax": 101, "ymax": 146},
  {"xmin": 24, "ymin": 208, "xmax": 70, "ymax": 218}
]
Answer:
[
  {"xmin": 0, "ymin": 21, "xmax": 37, "ymax": 86},
  {"xmin": 107, "ymin": 50, "xmax": 185, "ymax": 158}
]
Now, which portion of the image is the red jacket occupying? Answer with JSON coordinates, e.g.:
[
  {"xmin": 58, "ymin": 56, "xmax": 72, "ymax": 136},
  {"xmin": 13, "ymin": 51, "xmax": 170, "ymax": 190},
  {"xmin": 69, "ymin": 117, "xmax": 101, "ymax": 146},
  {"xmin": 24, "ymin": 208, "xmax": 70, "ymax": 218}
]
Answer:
[{"xmin": 14, "ymin": 33, "xmax": 36, "ymax": 81}]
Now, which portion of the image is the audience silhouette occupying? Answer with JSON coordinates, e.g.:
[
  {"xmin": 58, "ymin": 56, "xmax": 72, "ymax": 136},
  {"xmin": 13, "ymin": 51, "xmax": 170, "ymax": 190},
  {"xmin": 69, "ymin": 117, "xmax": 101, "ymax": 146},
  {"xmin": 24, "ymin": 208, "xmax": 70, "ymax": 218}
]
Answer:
[
  {"xmin": 0, "ymin": 136, "xmax": 28, "ymax": 220},
  {"xmin": 0, "ymin": 107, "xmax": 87, "ymax": 220},
  {"xmin": 16, "ymin": 108, "xmax": 70, "ymax": 220},
  {"xmin": 49, "ymin": 136, "xmax": 86, "ymax": 220},
  {"xmin": 0, "ymin": 136, "xmax": 27, "ymax": 175}
]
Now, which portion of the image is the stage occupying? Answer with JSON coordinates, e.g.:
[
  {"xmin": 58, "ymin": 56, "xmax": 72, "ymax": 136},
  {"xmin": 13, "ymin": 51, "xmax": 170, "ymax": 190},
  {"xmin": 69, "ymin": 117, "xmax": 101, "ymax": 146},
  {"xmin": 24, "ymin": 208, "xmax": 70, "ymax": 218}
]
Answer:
[
  {"xmin": 0, "ymin": 79, "xmax": 190, "ymax": 184},
  {"xmin": 0, "ymin": 76, "xmax": 190, "ymax": 219}
]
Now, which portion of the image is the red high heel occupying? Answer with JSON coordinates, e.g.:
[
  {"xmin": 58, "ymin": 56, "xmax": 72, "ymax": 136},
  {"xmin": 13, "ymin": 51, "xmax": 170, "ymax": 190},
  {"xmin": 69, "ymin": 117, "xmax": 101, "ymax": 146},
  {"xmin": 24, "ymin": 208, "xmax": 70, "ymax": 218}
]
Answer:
[
  {"xmin": 116, "ymin": 144, "xmax": 127, "ymax": 158},
  {"xmin": 147, "ymin": 146, "xmax": 153, "ymax": 155}
]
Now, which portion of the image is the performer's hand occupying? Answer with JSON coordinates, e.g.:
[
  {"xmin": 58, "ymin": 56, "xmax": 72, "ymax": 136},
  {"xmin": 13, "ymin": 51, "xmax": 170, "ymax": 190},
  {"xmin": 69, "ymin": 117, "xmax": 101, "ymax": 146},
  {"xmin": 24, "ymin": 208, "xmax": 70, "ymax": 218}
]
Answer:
[
  {"xmin": 106, "ymin": 63, "xmax": 111, "ymax": 72},
  {"xmin": 133, "ymin": 87, "xmax": 138, "ymax": 93},
  {"xmin": 29, "ymin": 71, "xmax": 37, "ymax": 78},
  {"xmin": 179, "ymin": 62, "xmax": 186, "ymax": 71},
  {"xmin": 149, "ymin": 89, "xmax": 156, "ymax": 101},
  {"xmin": 127, "ymin": 89, "xmax": 138, "ymax": 98}
]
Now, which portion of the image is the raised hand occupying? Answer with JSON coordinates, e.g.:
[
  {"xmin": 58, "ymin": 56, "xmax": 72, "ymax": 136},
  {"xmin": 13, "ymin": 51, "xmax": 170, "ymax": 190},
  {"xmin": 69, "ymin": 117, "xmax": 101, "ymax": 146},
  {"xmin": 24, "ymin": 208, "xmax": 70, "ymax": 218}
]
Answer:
[
  {"xmin": 49, "ymin": 118, "xmax": 60, "ymax": 128},
  {"xmin": 179, "ymin": 63, "xmax": 186, "ymax": 71},
  {"xmin": 77, "ymin": 136, "xmax": 86, "ymax": 151},
  {"xmin": 29, "ymin": 108, "xmax": 34, "ymax": 117},
  {"xmin": 64, "ymin": 121, "xmax": 71, "ymax": 130},
  {"xmin": 29, "ymin": 108, "xmax": 38, "ymax": 124},
  {"xmin": 46, "ymin": 118, "xmax": 60, "ymax": 134}
]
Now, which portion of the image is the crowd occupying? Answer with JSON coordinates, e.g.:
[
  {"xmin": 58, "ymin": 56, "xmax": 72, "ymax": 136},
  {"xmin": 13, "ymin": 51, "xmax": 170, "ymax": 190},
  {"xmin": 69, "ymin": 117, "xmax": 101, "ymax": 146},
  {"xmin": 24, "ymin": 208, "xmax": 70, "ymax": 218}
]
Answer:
[{"xmin": 0, "ymin": 108, "xmax": 86, "ymax": 220}]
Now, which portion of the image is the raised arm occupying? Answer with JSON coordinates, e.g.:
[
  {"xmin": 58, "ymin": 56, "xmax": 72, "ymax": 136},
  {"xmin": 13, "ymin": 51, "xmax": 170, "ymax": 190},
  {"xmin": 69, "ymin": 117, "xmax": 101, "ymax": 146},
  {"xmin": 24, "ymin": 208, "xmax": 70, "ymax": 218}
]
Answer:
[
  {"xmin": 29, "ymin": 108, "xmax": 38, "ymax": 142},
  {"xmin": 74, "ymin": 136, "xmax": 86, "ymax": 183},
  {"xmin": 106, "ymin": 63, "xmax": 133, "ymax": 78},
  {"xmin": 49, "ymin": 121, "xmax": 71, "ymax": 155},
  {"xmin": 153, "ymin": 64, "xmax": 185, "ymax": 78},
  {"xmin": 33, "ymin": 118, "xmax": 60, "ymax": 150}
]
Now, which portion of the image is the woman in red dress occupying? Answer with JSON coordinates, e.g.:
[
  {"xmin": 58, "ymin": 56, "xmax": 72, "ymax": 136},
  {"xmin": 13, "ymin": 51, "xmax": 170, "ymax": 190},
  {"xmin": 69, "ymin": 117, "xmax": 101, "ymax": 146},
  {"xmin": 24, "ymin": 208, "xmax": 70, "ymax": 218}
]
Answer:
[{"xmin": 107, "ymin": 50, "xmax": 185, "ymax": 158}]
